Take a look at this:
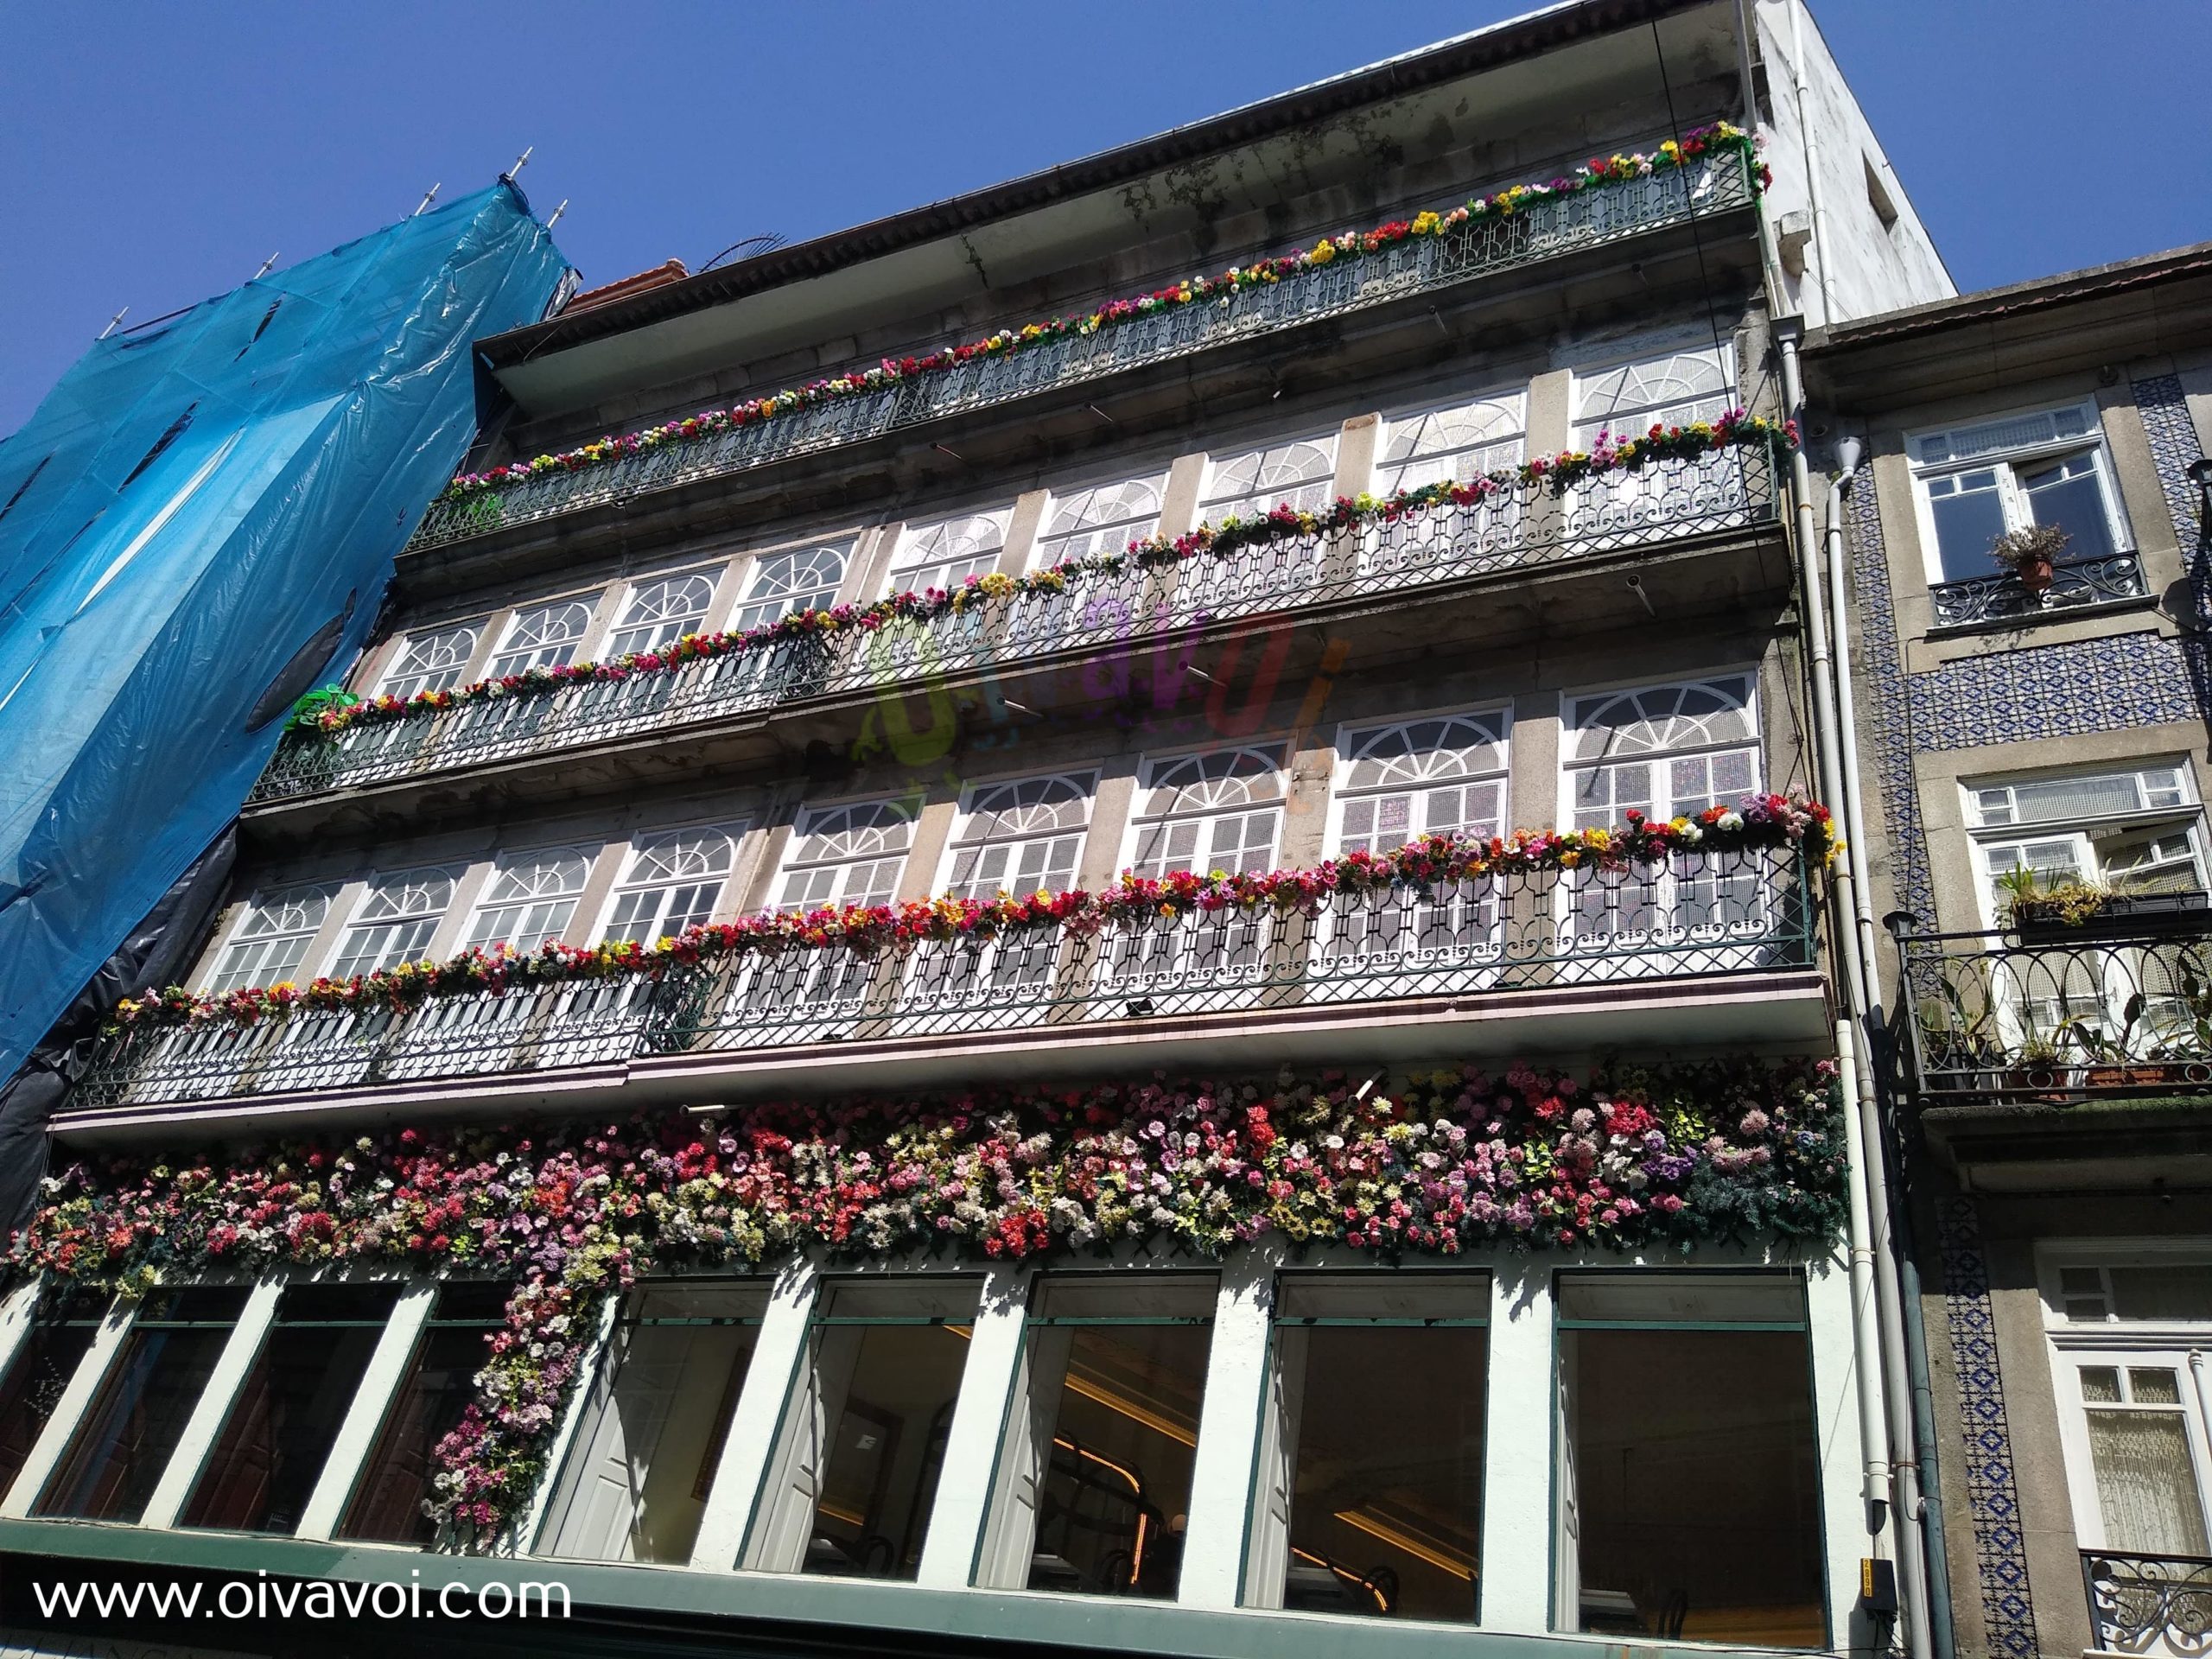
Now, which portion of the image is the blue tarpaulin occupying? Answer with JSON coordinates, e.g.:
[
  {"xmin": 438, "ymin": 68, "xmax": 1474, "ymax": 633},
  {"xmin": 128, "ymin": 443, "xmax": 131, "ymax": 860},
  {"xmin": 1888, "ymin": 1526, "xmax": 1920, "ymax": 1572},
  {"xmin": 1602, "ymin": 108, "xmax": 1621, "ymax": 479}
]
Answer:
[{"xmin": 0, "ymin": 181, "xmax": 568, "ymax": 1084}]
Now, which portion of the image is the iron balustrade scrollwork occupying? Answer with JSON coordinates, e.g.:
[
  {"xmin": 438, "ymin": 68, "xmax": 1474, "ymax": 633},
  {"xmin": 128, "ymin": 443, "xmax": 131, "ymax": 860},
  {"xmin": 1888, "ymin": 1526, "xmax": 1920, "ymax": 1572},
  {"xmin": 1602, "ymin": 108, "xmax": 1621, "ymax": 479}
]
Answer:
[
  {"xmin": 1929, "ymin": 554, "xmax": 2149, "ymax": 629},
  {"xmin": 1895, "ymin": 916, "xmax": 2212, "ymax": 1103},
  {"xmin": 2084, "ymin": 1550, "xmax": 2212, "ymax": 1656},
  {"xmin": 251, "ymin": 442, "xmax": 1777, "ymax": 802},
  {"xmin": 75, "ymin": 847, "xmax": 1812, "ymax": 1115},
  {"xmin": 404, "ymin": 153, "xmax": 1753, "ymax": 554}
]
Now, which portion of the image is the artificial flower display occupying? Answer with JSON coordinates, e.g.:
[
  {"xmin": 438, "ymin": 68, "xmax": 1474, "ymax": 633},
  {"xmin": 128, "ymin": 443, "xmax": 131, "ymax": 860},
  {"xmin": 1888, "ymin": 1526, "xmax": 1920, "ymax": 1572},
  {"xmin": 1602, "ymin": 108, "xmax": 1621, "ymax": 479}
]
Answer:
[
  {"xmin": 111, "ymin": 796, "xmax": 1834, "ymax": 1033},
  {"xmin": 305, "ymin": 407, "xmax": 1795, "ymax": 743},
  {"xmin": 13, "ymin": 1053, "xmax": 1842, "ymax": 1536},
  {"xmin": 436, "ymin": 124, "xmax": 1763, "ymax": 507}
]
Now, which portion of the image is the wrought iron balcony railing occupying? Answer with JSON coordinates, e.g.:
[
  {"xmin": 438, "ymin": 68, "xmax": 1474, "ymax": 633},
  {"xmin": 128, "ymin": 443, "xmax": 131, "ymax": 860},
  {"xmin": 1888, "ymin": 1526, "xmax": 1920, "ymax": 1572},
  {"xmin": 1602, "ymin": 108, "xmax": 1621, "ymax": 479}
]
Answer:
[
  {"xmin": 404, "ymin": 151, "xmax": 1753, "ymax": 554},
  {"xmin": 251, "ymin": 442, "xmax": 1778, "ymax": 803},
  {"xmin": 1895, "ymin": 914, "xmax": 2212, "ymax": 1103},
  {"xmin": 1928, "ymin": 554, "xmax": 2148, "ymax": 629},
  {"xmin": 2083, "ymin": 1549, "xmax": 2212, "ymax": 1656},
  {"xmin": 74, "ymin": 847, "xmax": 1812, "ymax": 1115}
]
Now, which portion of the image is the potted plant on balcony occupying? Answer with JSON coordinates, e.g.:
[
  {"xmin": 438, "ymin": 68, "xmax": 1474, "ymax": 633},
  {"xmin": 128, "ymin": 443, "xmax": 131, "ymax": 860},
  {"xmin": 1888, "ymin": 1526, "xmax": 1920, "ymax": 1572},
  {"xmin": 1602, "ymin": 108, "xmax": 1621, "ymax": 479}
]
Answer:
[
  {"xmin": 1989, "ymin": 522, "xmax": 2069, "ymax": 596},
  {"xmin": 2000, "ymin": 866, "xmax": 2212, "ymax": 939}
]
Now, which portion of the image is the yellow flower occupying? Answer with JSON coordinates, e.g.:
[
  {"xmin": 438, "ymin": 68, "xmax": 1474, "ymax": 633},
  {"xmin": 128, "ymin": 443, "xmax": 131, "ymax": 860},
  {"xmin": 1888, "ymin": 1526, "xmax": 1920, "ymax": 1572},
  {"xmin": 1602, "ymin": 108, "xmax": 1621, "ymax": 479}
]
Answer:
[
  {"xmin": 1308, "ymin": 239, "xmax": 1336, "ymax": 265},
  {"xmin": 1411, "ymin": 210, "xmax": 1441, "ymax": 236}
]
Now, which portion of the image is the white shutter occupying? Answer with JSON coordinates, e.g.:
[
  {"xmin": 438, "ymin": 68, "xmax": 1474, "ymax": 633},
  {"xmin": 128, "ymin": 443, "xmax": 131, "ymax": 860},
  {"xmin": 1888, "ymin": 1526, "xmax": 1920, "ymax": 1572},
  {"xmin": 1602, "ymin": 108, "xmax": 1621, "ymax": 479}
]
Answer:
[
  {"xmin": 1554, "ymin": 1340, "xmax": 1582, "ymax": 1630},
  {"xmin": 1242, "ymin": 1326, "xmax": 1305, "ymax": 1609},
  {"xmin": 543, "ymin": 1334, "xmax": 688, "ymax": 1560},
  {"xmin": 976, "ymin": 1325, "xmax": 1072, "ymax": 1587},
  {"xmin": 745, "ymin": 1325, "xmax": 860, "ymax": 1573}
]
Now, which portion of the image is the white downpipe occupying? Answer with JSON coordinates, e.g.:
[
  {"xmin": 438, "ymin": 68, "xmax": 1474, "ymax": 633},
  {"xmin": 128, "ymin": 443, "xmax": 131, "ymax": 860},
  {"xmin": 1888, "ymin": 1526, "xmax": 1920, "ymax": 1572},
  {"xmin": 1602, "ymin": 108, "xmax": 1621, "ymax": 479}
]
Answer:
[
  {"xmin": 1787, "ymin": 1, "xmax": 1834, "ymax": 326},
  {"xmin": 1777, "ymin": 328, "xmax": 1891, "ymax": 1532},
  {"xmin": 1826, "ymin": 457, "xmax": 1936, "ymax": 1659}
]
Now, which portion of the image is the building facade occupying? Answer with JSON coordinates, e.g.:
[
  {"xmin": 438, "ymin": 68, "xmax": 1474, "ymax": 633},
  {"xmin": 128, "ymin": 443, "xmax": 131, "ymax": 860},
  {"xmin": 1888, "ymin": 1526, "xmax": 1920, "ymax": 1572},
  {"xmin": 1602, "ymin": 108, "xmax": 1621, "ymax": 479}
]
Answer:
[
  {"xmin": 1808, "ymin": 245, "xmax": 2212, "ymax": 1659},
  {"xmin": 0, "ymin": 4, "xmax": 1976, "ymax": 1657}
]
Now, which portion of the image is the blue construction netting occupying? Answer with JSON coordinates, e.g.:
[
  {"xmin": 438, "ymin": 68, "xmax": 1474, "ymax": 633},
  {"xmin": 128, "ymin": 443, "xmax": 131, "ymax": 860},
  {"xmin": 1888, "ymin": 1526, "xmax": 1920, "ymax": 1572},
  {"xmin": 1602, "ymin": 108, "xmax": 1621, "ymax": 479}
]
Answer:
[{"xmin": 0, "ymin": 181, "xmax": 569, "ymax": 1087}]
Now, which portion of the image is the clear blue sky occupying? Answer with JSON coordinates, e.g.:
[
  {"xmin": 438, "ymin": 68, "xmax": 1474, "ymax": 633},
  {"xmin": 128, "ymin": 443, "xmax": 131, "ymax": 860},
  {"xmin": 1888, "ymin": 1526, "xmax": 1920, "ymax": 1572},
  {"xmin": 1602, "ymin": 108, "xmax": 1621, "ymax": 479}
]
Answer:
[{"xmin": 3, "ymin": 1, "xmax": 2206, "ymax": 436}]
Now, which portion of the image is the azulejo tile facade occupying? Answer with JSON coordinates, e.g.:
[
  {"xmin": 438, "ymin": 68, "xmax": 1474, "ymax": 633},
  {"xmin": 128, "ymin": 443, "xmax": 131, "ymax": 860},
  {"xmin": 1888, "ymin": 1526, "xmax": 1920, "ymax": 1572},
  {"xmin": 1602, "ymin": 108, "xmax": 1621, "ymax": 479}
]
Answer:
[
  {"xmin": 1901, "ymin": 632, "xmax": 2200, "ymax": 753},
  {"xmin": 1844, "ymin": 462, "xmax": 1936, "ymax": 925}
]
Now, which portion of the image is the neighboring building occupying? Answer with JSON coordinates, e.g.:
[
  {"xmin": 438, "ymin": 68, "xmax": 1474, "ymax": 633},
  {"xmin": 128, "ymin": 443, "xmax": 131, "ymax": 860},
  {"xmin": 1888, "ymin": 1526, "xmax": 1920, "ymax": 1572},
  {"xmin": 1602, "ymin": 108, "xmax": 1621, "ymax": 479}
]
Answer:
[
  {"xmin": 0, "ymin": 5, "xmax": 1976, "ymax": 1658},
  {"xmin": 1807, "ymin": 245, "xmax": 2212, "ymax": 1659}
]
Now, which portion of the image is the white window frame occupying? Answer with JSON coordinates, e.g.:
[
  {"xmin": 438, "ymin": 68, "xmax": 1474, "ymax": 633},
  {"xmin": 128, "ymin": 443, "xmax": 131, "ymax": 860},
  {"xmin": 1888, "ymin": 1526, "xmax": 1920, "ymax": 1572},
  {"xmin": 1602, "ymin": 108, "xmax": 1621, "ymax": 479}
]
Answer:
[
  {"xmin": 938, "ymin": 772, "xmax": 1096, "ymax": 900},
  {"xmin": 885, "ymin": 510, "xmax": 1010, "ymax": 597},
  {"xmin": 1907, "ymin": 401, "xmax": 2133, "ymax": 588},
  {"xmin": 199, "ymin": 883, "xmax": 337, "ymax": 994},
  {"xmin": 1570, "ymin": 345, "xmax": 1736, "ymax": 448},
  {"xmin": 591, "ymin": 823, "xmax": 745, "ymax": 946},
  {"xmin": 484, "ymin": 596, "xmax": 597, "ymax": 680},
  {"xmin": 373, "ymin": 620, "xmax": 483, "ymax": 699},
  {"xmin": 603, "ymin": 567, "xmax": 723, "ymax": 660},
  {"xmin": 1033, "ymin": 474, "xmax": 1169, "ymax": 570},
  {"xmin": 1559, "ymin": 671, "xmax": 1764, "ymax": 830},
  {"xmin": 326, "ymin": 867, "xmax": 461, "ymax": 981},
  {"xmin": 1120, "ymin": 745, "xmax": 1288, "ymax": 880},
  {"xmin": 1198, "ymin": 433, "xmax": 1338, "ymax": 530},
  {"xmin": 459, "ymin": 848, "xmax": 597, "ymax": 955},
  {"xmin": 729, "ymin": 543, "xmax": 850, "ymax": 635},
  {"xmin": 1376, "ymin": 393, "xmax": 1527, "ymax": 496},
  {"xmin": 1329, "ymin": 709, "xmax": 1511, "ymax": 857},
  {"xmin": 1961, "ymin": 762, "xmax": 2206, "ymax": 931}
]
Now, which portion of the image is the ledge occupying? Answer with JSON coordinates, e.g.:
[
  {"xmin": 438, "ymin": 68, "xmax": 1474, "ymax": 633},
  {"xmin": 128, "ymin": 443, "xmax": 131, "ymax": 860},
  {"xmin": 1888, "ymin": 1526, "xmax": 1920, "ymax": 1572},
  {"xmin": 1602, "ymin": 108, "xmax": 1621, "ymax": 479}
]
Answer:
[{"xmin": 1921, "ymin": 1096, "xmax": 2212, "ymax": 1192}]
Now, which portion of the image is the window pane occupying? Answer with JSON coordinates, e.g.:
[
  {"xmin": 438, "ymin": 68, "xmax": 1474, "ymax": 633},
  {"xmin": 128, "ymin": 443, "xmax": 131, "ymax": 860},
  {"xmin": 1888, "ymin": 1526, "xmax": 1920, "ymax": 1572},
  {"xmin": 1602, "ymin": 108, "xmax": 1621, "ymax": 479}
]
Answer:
[
  {"xmin": 2020, "ymin": 454, "xmax": 2115, "ymax": 561},
  {"xmin": 801, "ymin": 1300, "xmax": 976, "ymax": 1580},
  {"xmin": 35, "ymin": 1287, "xmax": 251, "ymax": 1522},
  {"xmin": 2108, "ymin": 1267, "xmax": 2212, "ymax": 1322},
  {"xmin": 541, "ymin": 1284, "xmax": 764, "ymax": 1563},
  {"xmin": 181, "ymin": 1282, "xmax": 402, "ymax": 1535},
  {"xmin": 2132, "ymin": 1368, "xmax": 2185, "ymax": 1407},
  {"xmin": 1025, "ymin": 1323, "xmax": 1211, "ymax": 1599},
  {"xmin": 1565, "ymin": 1323, "xmax": 1823, "ymax": 1648},
  {"xmin": 2088, "ymin": 1408, "xmax": 2210, "ymax": 1554},
  {"xmin": 1279, "ymin": 1324, "xmax": 1485, "ymax": 1621},
  {"xmin": 1926, "ymin": 473, "xmax": 2008, "ymax": 582},
  {"xmin": 2080, "ymin": 1366, "xmax": 2123, "ymax": 1403},
  {"xmin": 0, "ymin": 1292, "xmax": 107, "ymax": 1498},
  {"xmin": 338, "ymin": 1282, "xmax": 509, "ymax": 1544}
]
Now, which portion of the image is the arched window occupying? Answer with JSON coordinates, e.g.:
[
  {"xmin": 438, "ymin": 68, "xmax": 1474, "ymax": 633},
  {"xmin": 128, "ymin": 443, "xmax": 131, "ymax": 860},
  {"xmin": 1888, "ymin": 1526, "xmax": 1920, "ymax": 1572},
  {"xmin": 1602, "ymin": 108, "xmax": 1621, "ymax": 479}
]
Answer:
[
  {"xmin": 1334, "ymin": 713, "xmax": 1510, "ymax": 855},
  {"xmin": 377, "ymin": 622, "xmax": 480, "ymax": 699},
  {"xmin": 1200, "ymin": 435, "xmax": 1337, "ymax": 528},
  {"xmin": 1376, "ymin": 395, "xmax": 1526, "ymax": 495},
  {"xmin": 1034, "ymin": 476, "xmax": 1166, "ymax": 568},
  {"xmin": 1572, "ymin": 346, "xmax": 1735, "ymax": 447},
  {"xmin": 887, "ymin": 510, "xmax": 1009, "ymax": 596},
  {"xmin": 607, "ymin": 571, "xmax": 719, "ymax": 658},
  {"xmin": 600, "ymin": 827, "xmax": 739, "ymax": 944},
  {"xmin": 1128, "ymin": 747, "xmax": 1286, "ymax": 877},
  {"xmin": 462, "ymin": 851, "xmax": 594, "ymax": 953},
  {"xmin": 328, "ymin": 868, "xmax": 457, "ymax": 980},
  {"xmin": 206, "ymin": 886, "xmax": 334, "ymax": 993},
  {"xmin": 945, "ymin": 774, "xmax": 1095, "ymax": 899},
  {"xmin": 1565, "ymin": 674, "xmax": 1760, "ymax": 830},
  {"xmin": 775, "ymin": 799, "xmax": 915, "ymax": 911},
  {"xmin": 731, "ymin": 544, "xmax": 848, "ymax": 633},
  {"xmin": 486, "ymin": 599, "xmax": 595, "ymax": 678}
]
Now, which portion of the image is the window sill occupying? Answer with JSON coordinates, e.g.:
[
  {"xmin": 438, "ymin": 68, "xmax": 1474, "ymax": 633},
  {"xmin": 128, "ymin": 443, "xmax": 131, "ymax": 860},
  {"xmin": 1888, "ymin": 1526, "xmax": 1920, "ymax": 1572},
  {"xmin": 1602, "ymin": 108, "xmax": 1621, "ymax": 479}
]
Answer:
[{"xmin": 1923, "ymin": 592, "xmax": 2156, "ymax": 643}]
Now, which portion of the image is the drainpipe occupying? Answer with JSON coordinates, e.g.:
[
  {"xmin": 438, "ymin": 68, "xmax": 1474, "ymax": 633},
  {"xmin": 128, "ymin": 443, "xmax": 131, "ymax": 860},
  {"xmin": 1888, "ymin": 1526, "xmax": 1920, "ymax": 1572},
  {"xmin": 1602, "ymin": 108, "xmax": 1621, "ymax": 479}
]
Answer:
[
  {"xmin": 1775, "ymin": 321, "xmax": 1902, "ymax": 1639},
  {"xmin": 1785, "ymin": 0, "xmax": 1834, "ymax": 326},
  {"xmin": 1824, "ymin": 444, "xmax": 1940, "ymax": 1659}
]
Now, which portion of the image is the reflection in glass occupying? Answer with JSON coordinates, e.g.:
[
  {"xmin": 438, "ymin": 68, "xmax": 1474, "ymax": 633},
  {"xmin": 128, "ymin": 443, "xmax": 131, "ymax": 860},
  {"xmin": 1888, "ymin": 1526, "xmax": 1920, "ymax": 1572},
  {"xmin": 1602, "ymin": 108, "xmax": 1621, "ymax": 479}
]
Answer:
[
  {"xmin": 339, "ymin": 1281, "xmax": 510, "ymax": 1543},
  {"xmin": 0, "ymin": 1289, "xmax": 107, "ymax": 1499},
  {"xmin": 36, "ymin": 1287, "xmax": 251, "ymax": 1522},
  {"xmin": 1271, "ymin": 1296, "xmax": 1485, "ymax": 1620},
  {"xmin": 183, "ymin": 1282, "xmax": 402, "ymax": 1534},
  {"xmin": 539, "ymin": 1282, "xmax": 765, "ymax": 1562},
  {"xmin": 1560, "ymin": 1277, "xmax": 1823, "ymax": 1649}
]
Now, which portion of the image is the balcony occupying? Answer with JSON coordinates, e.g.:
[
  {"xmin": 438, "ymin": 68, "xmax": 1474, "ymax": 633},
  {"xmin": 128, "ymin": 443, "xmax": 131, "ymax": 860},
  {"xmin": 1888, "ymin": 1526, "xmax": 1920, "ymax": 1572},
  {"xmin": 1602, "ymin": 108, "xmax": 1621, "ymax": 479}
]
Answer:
[
  {"xmin": 251, "ymin": 441, "xmax": 1780, "ymax": 804},
  {"xmin": 404, "ymin": 149, "xmax": 1754, "ymax": 556},
  {"xmin": 1927, "ymin": 553, "xmax": 2149, "ymax": 630},
  {"xmin": 2082, "ymin": 1549, "xmax": 2212, "ymax": 1657},
  {"xmin": 1896, "ymin": 913, "xmax": 2212, "ymax": 1105},
  {"xmin": 72, "ymin": 846, "xmax": 1818, "ymax": 1130}
]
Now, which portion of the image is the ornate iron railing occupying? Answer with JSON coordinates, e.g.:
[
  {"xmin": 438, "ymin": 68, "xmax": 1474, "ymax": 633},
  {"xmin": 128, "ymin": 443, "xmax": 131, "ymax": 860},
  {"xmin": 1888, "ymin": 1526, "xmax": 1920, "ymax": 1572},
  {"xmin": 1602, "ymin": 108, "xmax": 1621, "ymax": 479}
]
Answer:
[
  {"xmin": 251, "ymin": 442, "xmax": 1777, "ymax": 802},
  {"xmin": 404, "ymin": 152, "xmax": 1753, "ymax": 554},
  {"xmin": 1928, "ymin": 554, "xmax": 2148, "ymax": 629},
  {"xmin": 75, "ymin": 848, "xmax": 1812, "ymax": 1114},
  {"xmin": 1894, "ymin": 916, "xmax": 2212, "ymax": 1103},
  {"xmin": 2084, "ymin": 1549, "xmax": 2212, "ymax": 1656}
]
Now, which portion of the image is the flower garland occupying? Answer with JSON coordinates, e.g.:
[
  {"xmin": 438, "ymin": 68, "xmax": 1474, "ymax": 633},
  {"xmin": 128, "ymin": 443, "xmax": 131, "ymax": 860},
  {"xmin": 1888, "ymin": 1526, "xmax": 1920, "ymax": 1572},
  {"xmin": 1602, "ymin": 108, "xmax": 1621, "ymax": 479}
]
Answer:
[
  {"xmin": 12, "ymin": 1054, "xmax": 1844, "ymax": 1537},
  {"xmin": 113, "ymin": 796, "xmax": 1833, "ymax": 1033},
  {"xmin": 441, "ymin": 124, "xmax": 1763, "ymax": 506},
  {"xmin": 308, "ymin": 408, "xmax": 1795, "ymax": 741}
]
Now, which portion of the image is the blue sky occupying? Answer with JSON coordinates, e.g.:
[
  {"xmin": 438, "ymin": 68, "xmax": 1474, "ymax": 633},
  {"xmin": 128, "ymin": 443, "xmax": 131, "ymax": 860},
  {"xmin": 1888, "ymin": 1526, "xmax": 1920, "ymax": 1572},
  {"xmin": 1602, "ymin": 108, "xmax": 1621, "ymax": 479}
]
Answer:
[{"xmin": 3, "ymin": 2, "xmax": 2206, "ymax": 435}]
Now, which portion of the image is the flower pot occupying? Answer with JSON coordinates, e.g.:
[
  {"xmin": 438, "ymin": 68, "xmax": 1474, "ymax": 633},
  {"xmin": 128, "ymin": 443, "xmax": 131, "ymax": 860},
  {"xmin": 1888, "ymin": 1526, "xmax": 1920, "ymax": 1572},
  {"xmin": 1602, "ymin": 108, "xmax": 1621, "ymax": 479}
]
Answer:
[
  {"xmin": 2004, "ymin": 1060, "xmax": 2078, "ymax": 1101},
  {"xmin": 2015, "ymin": 554, "xmax": 2056, "ymax": 594}
]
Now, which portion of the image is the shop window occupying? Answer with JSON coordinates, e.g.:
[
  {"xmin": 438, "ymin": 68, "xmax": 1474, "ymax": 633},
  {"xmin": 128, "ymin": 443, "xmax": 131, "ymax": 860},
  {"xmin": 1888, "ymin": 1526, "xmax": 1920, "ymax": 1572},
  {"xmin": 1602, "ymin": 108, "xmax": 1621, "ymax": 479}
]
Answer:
[
  {"xmin": 538, "ymin": 1281, "xmax": 767, "ymax": 1563},
  {"xmin": 1555, "ymin": 1273, "xmax": 1824, "ymax": 1649},
  {"xmin": 0, "ymin": 1287, "xmax": 110, "ymax": 1500},
  {"xmin": 338, "ymin": 1281, "xmax": 511, "ymax": 1544},
  {"xmin": 35, "ymin": 1287, "xmax": 252, "ymax": 1522},
  {"xmin": 181, "ymin": 1282, "xmax": 403, "ymax": 1535},
  {"xmin": 977, "ymin": 1276, "xmax": 1216, "ymax": 1599},
  {"xmin": 748, "ymin": 1280, "xmax": 978, "ymax": 1580},
  {"xmin": 1248, "ymin": 1275, "xmax": 1488, "ymax": 1621}
]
